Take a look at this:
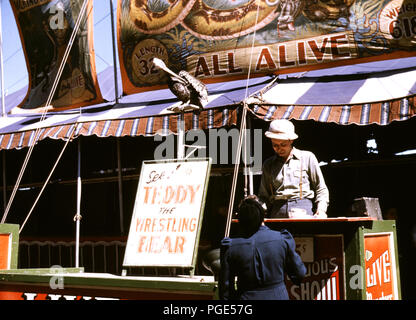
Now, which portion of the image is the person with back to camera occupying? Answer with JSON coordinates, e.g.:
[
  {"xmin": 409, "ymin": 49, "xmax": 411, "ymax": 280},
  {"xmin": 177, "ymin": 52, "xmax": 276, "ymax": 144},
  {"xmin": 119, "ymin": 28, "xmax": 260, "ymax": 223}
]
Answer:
[
  {"xmin": 258, "ymin": 119, "xmax": 329, "ymax": 218},
  {"xmin": 219, "ymin": 195, "xmax": 306, "ymax": 300}
]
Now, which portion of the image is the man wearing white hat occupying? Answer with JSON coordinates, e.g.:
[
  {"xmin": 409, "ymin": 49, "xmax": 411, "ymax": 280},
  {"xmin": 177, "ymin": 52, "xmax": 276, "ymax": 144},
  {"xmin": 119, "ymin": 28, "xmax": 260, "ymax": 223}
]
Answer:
[{"xmin": 258, "ymin": 120, "xmax": 329, "ymax": 218}]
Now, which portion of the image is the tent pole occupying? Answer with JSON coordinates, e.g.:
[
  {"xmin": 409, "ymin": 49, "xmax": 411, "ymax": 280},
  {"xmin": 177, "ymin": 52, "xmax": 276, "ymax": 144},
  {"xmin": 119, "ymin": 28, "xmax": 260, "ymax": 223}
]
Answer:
[
  {"xmin": 111, "ymin": 0, "xmax": 123, "ymax": 233},
  {"xmin": 2, "ymin": 152, "xmax": 6, "ymax": 212},
  {"xmin": 225, "ymin": 105, "xmax": 248, "ymax": 238},
  {"xmin": 246, "ymin": 115, "xmax": 254, "ymax": 196},
  {"xmin": 109, "ymin": 0, "xmax": 119, "ymax": 104},
  {"xmin": 75, "ymin": 139, "xmax": 82, "ymax": 268},
  {"xmin": 0, "ymin": 0, "xmax": 5, "ymax": 211},
  {"xmin": 0, "ymin": 0, "xmax": 6, "ymax": 117},
  {"xmin": 116, "ymin": 139, "xmax": 124, "ymax": 234},
  {"xmin": 177, "ymin": 112, "xmax": 185, "ymax": 159}
]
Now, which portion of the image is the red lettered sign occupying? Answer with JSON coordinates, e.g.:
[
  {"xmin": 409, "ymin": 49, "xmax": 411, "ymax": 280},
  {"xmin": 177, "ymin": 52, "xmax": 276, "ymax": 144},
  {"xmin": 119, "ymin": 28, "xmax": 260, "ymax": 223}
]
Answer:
[
  {"xmin": 287, "ymin": 235, "xmax": 345, "ymax": 300},
  {"xmin": 364, "ymin": 233, "xmax": 398, "ymax": 300},
  {"xmin": 0, "ymin": 234, "xmax": 11, "ymax": 270}
]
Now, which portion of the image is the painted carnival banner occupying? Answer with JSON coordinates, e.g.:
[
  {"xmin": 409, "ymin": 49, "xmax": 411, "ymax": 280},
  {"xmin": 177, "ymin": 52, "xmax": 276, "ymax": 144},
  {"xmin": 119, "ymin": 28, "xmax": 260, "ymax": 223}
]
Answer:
[
  {"xmin": 286, "ymin": 235, "xmax": 345, "ymax": 300},
  {"xmin": 10, "ymin": 0, "xmax": 103, "ymax": 113},
  {"xmin": 123, "ymin": 158, "xmax": 211, "ymax": 268},
  {"xmin": 118, "ymin": 0, "xmax": 416, "ymax": 94},
  {"xmin": 364, "ymin": 232, "xmax": 399, "ymax": 300}
]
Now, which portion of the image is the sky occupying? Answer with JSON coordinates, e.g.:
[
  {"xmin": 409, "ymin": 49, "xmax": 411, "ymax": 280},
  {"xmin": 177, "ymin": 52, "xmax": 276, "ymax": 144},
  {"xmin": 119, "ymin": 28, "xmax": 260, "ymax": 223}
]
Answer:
[{"xmin": 0, "ymin": 0, "xmax": 116, "ymax": 95}]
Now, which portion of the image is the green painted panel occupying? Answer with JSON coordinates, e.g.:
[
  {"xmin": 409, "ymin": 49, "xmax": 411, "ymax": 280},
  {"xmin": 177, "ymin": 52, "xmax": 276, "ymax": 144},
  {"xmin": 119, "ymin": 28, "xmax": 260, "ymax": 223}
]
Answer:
[{"xmin": 0, "ymin": 224, "xmax": 19, "ymax": 269}]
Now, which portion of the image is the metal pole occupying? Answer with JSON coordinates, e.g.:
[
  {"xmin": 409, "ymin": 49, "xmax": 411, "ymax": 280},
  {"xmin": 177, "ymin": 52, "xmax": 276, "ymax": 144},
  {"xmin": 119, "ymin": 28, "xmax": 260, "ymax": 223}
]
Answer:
[
  {"xmin": 116, "ymin": 139, "xmax": 124, "ymax": 234},
  {"xmin": 246, "ymin": 115, "xmax": 254, "ymax": 195},
  {"xmin": 0, "ymin": 0, "xmax": 6, "ymax": 117},
  {"xmin": 2, "ymin": 152, "xmax": 6, "ymax": 212},
  {"xmin": 0, "ymin": 0, "xmax": 7, "ymax": 214},
  {"xmin": 225, "ymin": 105, "xmax": 248, "ymax": 238},
  {"xmin": 75, "ymin": 139, "xmax": 82, "ymax": 268},
  {"xmin": 177, "ymin": 112, "xmax": 185, "ymax": 159},
  {"xmin": 109, "ymin": 0, "xmax": 119, "ymax": 104},
  {"xmin": 111, "ymin": 0, "xmax": 123, "ymax": 234}
]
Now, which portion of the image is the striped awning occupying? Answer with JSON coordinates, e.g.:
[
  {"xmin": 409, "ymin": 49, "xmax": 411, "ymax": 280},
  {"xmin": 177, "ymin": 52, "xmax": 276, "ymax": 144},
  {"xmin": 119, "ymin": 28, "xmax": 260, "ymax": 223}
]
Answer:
[
  {"xmin": 1, "ymin": 57, "xmax": 416, "ymax": 150},
  {"xmin": 250, "ymin": 96, "xmax": 416, "ymax": 125},
  {"xmin": 247, "ymin": 57, "xmax": 416, "ymax": 125},
  {"xmin": 0, "ymin": 76, "xmax": 271, "ymax": 150}
]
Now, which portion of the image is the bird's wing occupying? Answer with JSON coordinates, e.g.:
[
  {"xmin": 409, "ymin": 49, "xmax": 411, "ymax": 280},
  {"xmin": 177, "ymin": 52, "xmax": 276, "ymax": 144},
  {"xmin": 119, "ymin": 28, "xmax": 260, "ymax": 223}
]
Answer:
[
  {"xmin": 178, "ymin": 71, "xmax": 208, "ymax": 107},
  {"xmin": 179, "ymin": 71, "xmax": 207, "ymax": 94},
  {"xmin": 170, "ymin": 75, "xmax": 187, "ymax": 85}
]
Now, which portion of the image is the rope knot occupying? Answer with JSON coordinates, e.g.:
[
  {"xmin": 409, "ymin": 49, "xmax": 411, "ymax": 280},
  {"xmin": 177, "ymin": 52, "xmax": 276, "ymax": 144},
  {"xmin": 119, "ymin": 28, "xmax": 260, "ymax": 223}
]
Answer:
[{"xmin": 73, "ymin": 213, "xmax": 82, "ymax": 222}]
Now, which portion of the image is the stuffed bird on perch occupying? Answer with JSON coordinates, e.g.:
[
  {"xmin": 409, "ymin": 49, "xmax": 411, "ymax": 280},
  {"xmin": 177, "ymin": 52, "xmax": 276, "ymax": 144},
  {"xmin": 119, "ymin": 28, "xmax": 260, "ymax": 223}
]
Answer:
[{"xmin": 152, "ymin": 58, "xmax": 208, "ymax": 112}]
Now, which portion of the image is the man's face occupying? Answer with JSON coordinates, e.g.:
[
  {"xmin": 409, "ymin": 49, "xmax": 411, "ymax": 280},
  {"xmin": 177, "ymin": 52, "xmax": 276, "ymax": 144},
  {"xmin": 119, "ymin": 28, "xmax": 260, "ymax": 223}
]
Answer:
[{"xmin": 271, "ymin": 139, "xmax": 293, "ymax": 159}]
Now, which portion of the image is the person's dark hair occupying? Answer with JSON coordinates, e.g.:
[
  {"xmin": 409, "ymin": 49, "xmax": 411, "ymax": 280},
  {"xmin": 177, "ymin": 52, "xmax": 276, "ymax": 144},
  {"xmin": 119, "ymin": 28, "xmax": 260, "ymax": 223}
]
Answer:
[{"xmin": 237, "ymin": 195, "xmax": 266, "ymax": 237}]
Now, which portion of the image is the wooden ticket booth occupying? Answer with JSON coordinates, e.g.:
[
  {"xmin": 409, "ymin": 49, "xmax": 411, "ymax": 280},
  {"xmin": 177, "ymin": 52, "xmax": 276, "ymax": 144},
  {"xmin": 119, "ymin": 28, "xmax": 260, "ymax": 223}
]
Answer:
[{"xmin": 259, "ymin": 217, "xmax": 401, "ymax": 300}]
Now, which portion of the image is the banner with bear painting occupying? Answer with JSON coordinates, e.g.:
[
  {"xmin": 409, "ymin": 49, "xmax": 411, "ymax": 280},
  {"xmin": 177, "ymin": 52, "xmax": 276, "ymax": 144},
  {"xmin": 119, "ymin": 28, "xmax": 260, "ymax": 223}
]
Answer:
[
  {"xmin": 10, "ymin": 0, "xmax": 103, "ymax": 113},
  {"xmin": 118, "ymin": 0, "xmax": 416, "ymax": 94}
]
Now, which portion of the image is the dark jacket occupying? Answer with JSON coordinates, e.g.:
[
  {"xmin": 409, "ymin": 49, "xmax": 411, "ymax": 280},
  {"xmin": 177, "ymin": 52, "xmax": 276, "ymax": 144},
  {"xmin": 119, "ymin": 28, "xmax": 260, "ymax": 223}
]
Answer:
[{"xmin": 219, "ymin": 225, "xmax": 306, "ymax": 300}]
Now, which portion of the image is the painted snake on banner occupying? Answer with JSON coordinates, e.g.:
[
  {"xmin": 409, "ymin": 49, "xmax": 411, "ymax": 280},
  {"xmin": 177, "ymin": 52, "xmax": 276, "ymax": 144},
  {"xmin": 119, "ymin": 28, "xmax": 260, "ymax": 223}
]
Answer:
[
  {"xmin": 130, "ymin": 0, "xmax": 197, "ymax": 34},
  {"xmin": 130, "ymin": 0, "xmax": 356, "ymax": 40},
  {"xmin": 303, "ymin": 0, "xmax": 356, "ymax": 21}
]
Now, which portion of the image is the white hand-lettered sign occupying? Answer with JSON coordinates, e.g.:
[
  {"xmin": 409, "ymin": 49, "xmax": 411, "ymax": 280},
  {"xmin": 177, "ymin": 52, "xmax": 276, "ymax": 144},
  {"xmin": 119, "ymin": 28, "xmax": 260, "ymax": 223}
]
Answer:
[{"xmin": 123, "ymin": 158, "xmax": 211, "ymax": 268}]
